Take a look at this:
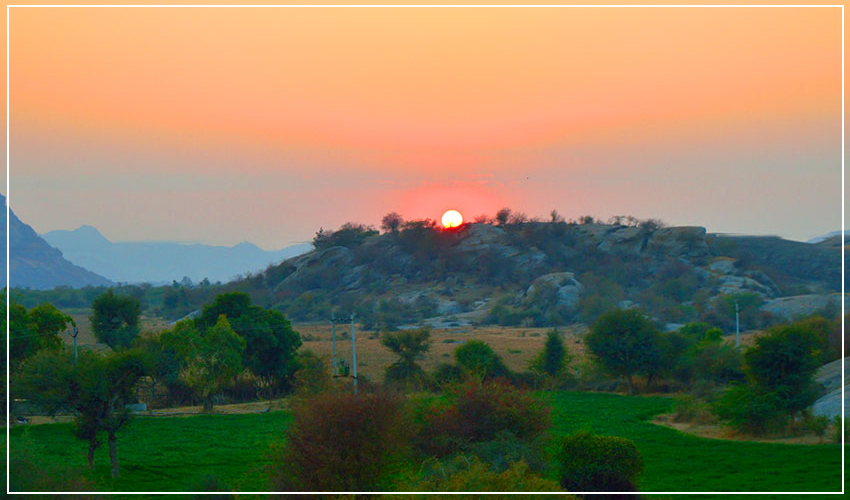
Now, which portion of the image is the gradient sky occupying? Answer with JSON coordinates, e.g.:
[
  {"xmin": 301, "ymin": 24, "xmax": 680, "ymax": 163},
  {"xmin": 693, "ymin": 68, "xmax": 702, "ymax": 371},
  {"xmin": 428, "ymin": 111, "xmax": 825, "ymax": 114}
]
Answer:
[{"xmin": 6, "ymin": 4, "xmax": 843, "ymax": 249}]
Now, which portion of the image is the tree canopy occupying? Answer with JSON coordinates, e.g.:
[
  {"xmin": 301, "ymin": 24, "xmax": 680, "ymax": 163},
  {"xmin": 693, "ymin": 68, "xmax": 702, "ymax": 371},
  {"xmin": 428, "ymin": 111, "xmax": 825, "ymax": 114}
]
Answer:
[
  {"xmin": 90, "ymin": 290, "xmax": 141, "ymax": 349},
  {"xmin": 586, "ymin": 308, "xmax": 662, "ymax": 394}
]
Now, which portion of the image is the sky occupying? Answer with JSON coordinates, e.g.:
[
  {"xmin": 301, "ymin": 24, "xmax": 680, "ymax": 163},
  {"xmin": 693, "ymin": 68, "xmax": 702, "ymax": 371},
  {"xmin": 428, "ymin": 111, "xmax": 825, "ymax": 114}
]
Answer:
[{"xmin": 5, "ymin": 4, "xmax": 844, "ymax": 249}]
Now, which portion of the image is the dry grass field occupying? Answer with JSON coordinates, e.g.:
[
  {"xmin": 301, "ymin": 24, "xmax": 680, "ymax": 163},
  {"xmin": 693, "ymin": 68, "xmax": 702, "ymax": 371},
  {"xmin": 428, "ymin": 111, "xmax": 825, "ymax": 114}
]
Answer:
[
  {"xmin": 62, "ymin": 310, "xmax": 172, "ymax": 352},
  {"xmin": 294, "ymin": 322, "xmax": 591, "ymax": 382}
]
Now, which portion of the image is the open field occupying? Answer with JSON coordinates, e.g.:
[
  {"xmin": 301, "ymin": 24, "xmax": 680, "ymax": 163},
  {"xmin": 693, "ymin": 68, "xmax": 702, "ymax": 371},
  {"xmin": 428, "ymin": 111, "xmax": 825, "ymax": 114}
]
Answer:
[
  {"xmin": 295, "ymin": 323, "xmax": 590, "ymax": 381},
  {"xmin": 8, "ymin": 391, "xmax": 842, "ymax": 494},
  {"xmin": 61, "ymin": 309, "xmax": 172, "ymax": 352}
]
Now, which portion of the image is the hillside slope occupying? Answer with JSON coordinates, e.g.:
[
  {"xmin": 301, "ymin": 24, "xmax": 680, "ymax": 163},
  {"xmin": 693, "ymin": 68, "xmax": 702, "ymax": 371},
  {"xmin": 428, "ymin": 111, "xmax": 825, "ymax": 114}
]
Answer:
[
  {"xmin": 233, "ymin": 221, "xmax": 841, "ymax": 330},
  {"xmin": 1, "ymin": 195, "xmax": 113, "ymax": 289},
  {"xmin": 43, "ymin": 225, "xmax": 312, "ymax": 284}
]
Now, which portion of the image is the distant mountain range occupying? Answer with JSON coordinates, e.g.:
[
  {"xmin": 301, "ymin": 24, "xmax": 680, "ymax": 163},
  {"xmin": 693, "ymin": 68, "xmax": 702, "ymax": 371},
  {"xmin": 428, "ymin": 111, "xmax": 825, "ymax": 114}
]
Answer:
[
  {"xmin": 42, "ymin": 225, "xmax": 312, "ymax": 285},
  {"xmin": 1, "ymin": 195, "xmax": 113, "ymax": 289}
]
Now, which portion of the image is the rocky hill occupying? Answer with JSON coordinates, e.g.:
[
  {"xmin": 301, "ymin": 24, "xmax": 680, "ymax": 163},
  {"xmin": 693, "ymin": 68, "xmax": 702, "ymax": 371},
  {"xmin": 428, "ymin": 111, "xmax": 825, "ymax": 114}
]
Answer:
[
  {"xmin": 235, "ymin": 220, "xmax": 842, "ymax": 331},
  {"xmin": 1, "ymin": 195, "xmax": 113, "ymax": 289}
]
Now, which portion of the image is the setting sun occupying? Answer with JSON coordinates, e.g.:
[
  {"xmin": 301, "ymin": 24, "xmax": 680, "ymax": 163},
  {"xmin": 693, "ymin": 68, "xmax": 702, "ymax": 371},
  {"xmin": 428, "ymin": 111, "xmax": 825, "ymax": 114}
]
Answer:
[{"xmin": 441, "ymin": 210, "xmax": 463, "ymax": 229}]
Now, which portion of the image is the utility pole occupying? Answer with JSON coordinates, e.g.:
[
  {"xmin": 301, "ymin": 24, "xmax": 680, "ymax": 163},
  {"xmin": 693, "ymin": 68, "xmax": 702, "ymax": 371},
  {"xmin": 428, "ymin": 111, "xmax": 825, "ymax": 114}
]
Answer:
[
  {"xmin": 735, "ymin": 301, "xmax": 740, "ymax": 348},
  {"xmin": 331, "ymin": 313, "xmax": 338, "ymax": 377},
  {"xmin": 70, "ymin": 325, "xmax": 79, "ymax": 362},
  {"xmin": 350, "ymin": 313, "xmax": 357, "ymax": 394}
]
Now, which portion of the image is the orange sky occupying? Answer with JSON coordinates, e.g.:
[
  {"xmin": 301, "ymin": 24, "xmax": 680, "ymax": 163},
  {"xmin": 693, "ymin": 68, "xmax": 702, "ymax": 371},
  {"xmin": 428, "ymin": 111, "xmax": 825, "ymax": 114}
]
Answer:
[{"xmin": 4, "ymin": 3, "xmax": 844, "ymax": 248}]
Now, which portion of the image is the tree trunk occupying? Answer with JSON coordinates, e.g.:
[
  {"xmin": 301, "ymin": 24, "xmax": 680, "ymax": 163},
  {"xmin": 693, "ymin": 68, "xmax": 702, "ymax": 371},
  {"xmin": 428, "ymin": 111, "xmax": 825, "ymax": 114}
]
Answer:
[
  {"xmin": 646, "ymin": 372, "xmax": 655, "ymax": 393},
  {"xmin": 203, "ymin": 395, "xmax": 213, "ymax": 413},
  {"xmin": 108, "ymin": 431, "xmax": 119, "ymax": 478},
  {"xmin": 626, "ymin": 375, "xmax": 634, "ymax": 396},
  {"xmin": 87, "ymin": 436, "xmax": 99, "ymax": 469}
]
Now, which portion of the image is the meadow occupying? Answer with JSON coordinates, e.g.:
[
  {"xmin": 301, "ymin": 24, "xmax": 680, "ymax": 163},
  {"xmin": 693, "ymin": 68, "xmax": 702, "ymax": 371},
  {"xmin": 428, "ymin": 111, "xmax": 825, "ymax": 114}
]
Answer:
[{"xmin": 8, "ymin": 391, "xmax": 843, "ymax": 495}]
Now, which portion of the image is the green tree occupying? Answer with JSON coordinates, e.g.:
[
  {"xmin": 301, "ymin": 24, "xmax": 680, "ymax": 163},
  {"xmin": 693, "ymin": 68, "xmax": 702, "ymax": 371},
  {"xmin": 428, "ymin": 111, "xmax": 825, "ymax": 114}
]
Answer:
[
  {"xmin": 90, "ymin": 290, "xmax": 141, "ymax": 349},
  {"xmin": 7, "ymin": 300, "xmax": 72, "ymax": 368},
  {"xmin": 530, "ymin": 329, "xmax": 571, "ymax": 378},
  {"xmin": 744, "ymin": 321, "xmax": 823, "ymax": 415},
  {"xmin": 16, "ymin": 348, "xmax": 147, "ymax": 477},
  {"xmin": 183, "ymin": 315, "xmax": 245, "ymax": 412},
  {"xmin": 381, "ymin": 328, "xmax": 431, "ymax": 386},
  {"xmin": 454, "ymin": 340, "xmax": 510, "ymax": 380},
  {"xmin": 586, "ymin": 308, "xmax": 663, "ymax": 395},
  {"xmin": 196, "ymin": 292, "xmax": 301, "ymax": 398}
]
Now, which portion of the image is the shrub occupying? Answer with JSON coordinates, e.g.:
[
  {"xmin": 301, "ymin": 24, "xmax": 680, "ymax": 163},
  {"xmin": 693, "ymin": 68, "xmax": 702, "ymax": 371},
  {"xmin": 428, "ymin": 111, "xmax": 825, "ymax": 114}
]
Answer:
[
  {"xmin": 432, "ymin": 362, "xmax": 466, "ymax": 389},
  {"xmin": 672, "ymin": 395, "xmax": 717, "ymax": 425},
  {"xmin": 415, "ymin": 455, "xmax": 562, "ymax": 493},
  {"xmin": 558, "ymin": 430, "xmax": 644, "ymax": 492},
  {"xmin": 268, "ymin": 389, "xmax": 409, "ymax": 491},
  {"xmin": 292, "ymin": 349, "xmax": 331, "ymax": 395},
  {"xmin": 454, "ymin": 340, "xmax": 510, "ymax": 380},
  {"xmin": 415, "ymin": 379, "xmax": 550, "ymax": 457},
  {"xmin": 712, "ymin": 383, "xmax": 787, "ymax": 435},
  {"xmin": 468, "ymin": 430, "xmax": 550, "ymax": 474}
]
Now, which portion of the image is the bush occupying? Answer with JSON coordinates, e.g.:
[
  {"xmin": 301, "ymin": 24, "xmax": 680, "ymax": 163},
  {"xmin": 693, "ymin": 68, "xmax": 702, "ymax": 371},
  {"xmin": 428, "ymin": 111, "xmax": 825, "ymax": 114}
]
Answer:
[
  {"xmin": 468, "ymin": 430, "xmax": 550, "ymax": 475},
  {"xmin": 431, "ymin": 362, "xmax": 466, "ymax": 389},
  {"xmin": 454, "ymin": 340, "xmax": 510, "ymax": 380},
  {"xmin": 557, "ymin": 430, "xmax": 644, "ymax": 493},
  {"xmin": 415, "ymin": 379, "xmax": 550, "ymax": 457},
  {"xmin": 268, "ymin": 389, "xmax": 409, "ymax": 491},
  {"xmin": 672, "ymin": 395, "xmax": 717, "ymax": 425},
  {"xmin": 415, "ymin": 455, "xmax": 562, "ymax": 493},
  {"xmin": 712, "ymin": 383, "xmax": 787, "ymax": 435}
]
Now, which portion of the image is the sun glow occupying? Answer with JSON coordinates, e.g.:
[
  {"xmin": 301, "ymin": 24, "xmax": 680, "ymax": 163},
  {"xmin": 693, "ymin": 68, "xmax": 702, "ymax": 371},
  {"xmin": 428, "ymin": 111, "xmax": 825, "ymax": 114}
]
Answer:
[{"xmin": 441, "ymin": 209, "xmax": 463, "ymax": 229}]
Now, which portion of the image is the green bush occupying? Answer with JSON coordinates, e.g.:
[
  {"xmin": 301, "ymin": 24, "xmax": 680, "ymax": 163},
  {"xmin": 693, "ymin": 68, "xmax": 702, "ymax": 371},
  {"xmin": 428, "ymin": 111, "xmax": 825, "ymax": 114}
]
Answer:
[
  {"xmin": 454, "ymin": 340, "xmax": 510, "ymax": 380},
  {"xmin": 712, "ymin": 383, "xmax": 787, "ymax": 435},
  {"xmin": 557, "ymin": 430, "xmax": 644, "ymax": 493}
]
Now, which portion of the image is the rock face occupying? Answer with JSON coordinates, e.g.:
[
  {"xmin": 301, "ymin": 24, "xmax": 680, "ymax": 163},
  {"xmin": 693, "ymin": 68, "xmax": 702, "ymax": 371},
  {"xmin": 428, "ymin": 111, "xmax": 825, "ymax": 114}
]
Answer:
[
  {"xmin": 2, "ymin": 195, "xmax": 113, "ymax": 289},
  {"xmin": 759, "ymin": 294, "xmax": 843, "ymax": 322},
  {"xmin": 812, "ymin": 358, "xmax": 847, "ymax": 418},
  {"xmin": 645, "ymin": 226, "xmax": 709, "ymax": 259},
  {"xmin": 525, "ymin": 272, "xmax": 583, "ymax": 309},
  {"xmin": 456, "ymin": 223, "xmax": 547, "ymax": 269}
]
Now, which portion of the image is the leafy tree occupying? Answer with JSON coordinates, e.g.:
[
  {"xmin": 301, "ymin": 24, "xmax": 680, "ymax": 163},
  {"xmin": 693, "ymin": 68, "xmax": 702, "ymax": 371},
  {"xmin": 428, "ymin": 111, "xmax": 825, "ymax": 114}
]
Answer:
[
  {"xmin": 28, "ymin": 303, "xmax": 74, "ymax": 350},
  {"xmin": 90, "ymin": 290, "xmax": 141, "ymax": 349},
  {"xmin": 586, "ymin": 309, "xmax": 663, "ymax": 394},
  {"xmin": 196, "ymin": 292, "xmax": 301, "ymax": 398},
  {"xmin": 495, "ymin": 207, "xmax": 512, "ymax": 226},
  {"xmin": 530, "ymin": 329, "xmax": 571, "ymax": 378},
  {"xmin": 714, "ymin": 321, "xmax": 824, "ymax": 435},
  {"xmin": 16, "ymin": 348, "xmax": 147, "ymax": 477},
  {"xmin": 8, "ymin": 300, "xmax": 72, "ymax": 366},
  {"xmin": 381, "ymin": 328, "xmax": 431, "ymax": 386},
  {"xmin": 744, "ymin": 321, "xmax": 823, "ymax": 415},
  {"xmin": 380, "ymin": 212, "xmax": 404, "ymax": 234},
  {"xmin": 182, "ymin": 315, "xmax": 245, "ymax": 412},
  {"xmin": 454, "ymin": 340, "xmax": 510, "ymax": 380}
]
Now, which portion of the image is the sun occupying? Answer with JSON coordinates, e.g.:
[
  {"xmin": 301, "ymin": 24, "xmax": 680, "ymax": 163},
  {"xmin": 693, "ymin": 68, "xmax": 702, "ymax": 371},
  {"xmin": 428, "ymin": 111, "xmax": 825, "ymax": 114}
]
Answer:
[{"xmin": 441, "ymin": 209, "xmax": 463, "ymax": 229}]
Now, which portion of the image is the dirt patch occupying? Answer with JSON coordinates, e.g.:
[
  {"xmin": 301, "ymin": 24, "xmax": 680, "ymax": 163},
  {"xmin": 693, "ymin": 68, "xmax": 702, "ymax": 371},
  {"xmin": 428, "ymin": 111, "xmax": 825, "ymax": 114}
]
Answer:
[{"xmin": 653, "ymin": 413, "xmax": 834, "ymax": 445}]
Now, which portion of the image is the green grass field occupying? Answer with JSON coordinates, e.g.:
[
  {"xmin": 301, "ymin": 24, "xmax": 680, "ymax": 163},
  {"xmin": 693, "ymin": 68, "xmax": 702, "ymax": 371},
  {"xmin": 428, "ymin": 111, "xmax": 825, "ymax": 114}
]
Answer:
[{"xmin": 8, "ymin": 391, "xmax": 844, "ymax": 494}]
